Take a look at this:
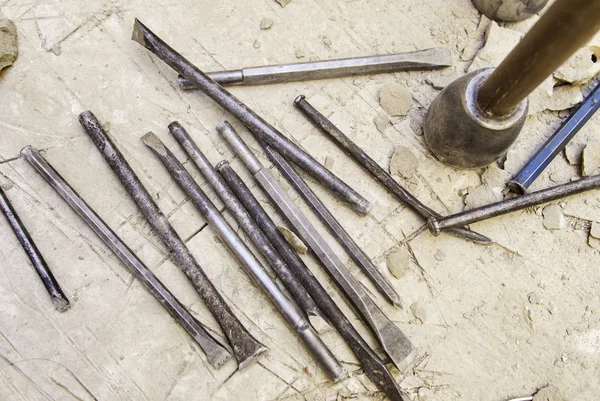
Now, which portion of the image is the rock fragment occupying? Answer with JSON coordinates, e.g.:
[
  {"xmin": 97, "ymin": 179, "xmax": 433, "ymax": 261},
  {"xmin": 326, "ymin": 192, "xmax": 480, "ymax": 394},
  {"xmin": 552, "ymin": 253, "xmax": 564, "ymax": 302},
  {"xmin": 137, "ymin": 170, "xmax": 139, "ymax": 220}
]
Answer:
[
  {"xmin": 425, "ymin": 73, "xmax": 459, "ymax": 90},
  {"xmin": 324, "ymin": 156, "xmax": 334, "ymax": 170},
  {"xmin": 542, "ymin": 204, "xmax": 564, "ymax": 230},
  {"xmin": 582, "ymin": 142, "xmax": 600, "ymax": 176},
  {"xmin": 260, "ymin": 18, "xmax": 274, "ymax": 30},
  {"xmin": 588, "ymin": 235, "xmax": 600, "ymax": 249},
  {"xmin": 0, "ymin": 13, "xmax": 18, "ymax": 71},
  {"xmin": 410, "ymin": 302, "xmax": 426, "ymax": 323},
  {"xmin": 468, "ymin": 21, "xmax": 522, "ymax": 72},
  {"xmin": 277, "ymin": 225, "xmax": 308, "ymax": 254},
  {"xmin": 565, "ymin": 142, "xmax": 585, "ymax": 165},
  {"xmin": 464, "ymin": 185, "xmax": 503, "ymax": 209},
  {"xmin": 386, "ymin": 246, "xmax": 412, "ymax": 280},
  {"xmin": 294, "ymin": 48, "xmax": 305, "ymax": 59},
  {"xmin": 1, "ymin": 180, "xmax": 13, "ymax": 191},
  {"xmin": 253, "ymin": 40, "xmax": 261, "ymax": 49},
  {"xmin": 590, "ymin": 221, "xmax": 600, "ymax": 239},
  {"xmin": 373, "ymin": 114, "xmax": 391, "ymax": 133},
  {"xmin": 379, "ymin": 83, "xmax": 413, "ymax": 116},
  {"xmin": 528, "ymin": 292, "xmax": 544, "ymax": 305},
  {"xmin": 434, "ymin": 250, "xmax": 446, "ymax": 261},
  {"xmin": 275, "ymin": 0, "xmax": 292, "ymax": 7},
  {"xmin": 554, "ymin": 47, "xmax": 600, "ymax": 84},
  {"xmin": 389, "ymin": 146, "xmax": 419, "ymax": 179},
  {"xmin": 533, "ymin": 385, "xmax": 564, "ymax": 401}
]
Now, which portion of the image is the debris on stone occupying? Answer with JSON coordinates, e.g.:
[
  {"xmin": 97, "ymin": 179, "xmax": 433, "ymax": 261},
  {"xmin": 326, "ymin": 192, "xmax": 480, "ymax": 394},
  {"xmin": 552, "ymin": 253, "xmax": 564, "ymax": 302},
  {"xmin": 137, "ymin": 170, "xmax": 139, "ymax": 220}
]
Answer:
[
  {"xmin": 425, "ymin": 73, "xmax": 459, "ymax": 90},
  {"xmin": 253, "ymin": 40, "xmax": 261, "ymax": 49},
  {"xmin": 389, "ymin": 146, "xmax": 419, "ymax": 179},
  {"xmin": 464, "ymin": 185, "xmax": 503, "ymax": 209},
  {"xmin": 588, "ymin": 235, "xmax": 600, "ymax": 249},
  {"xmin": 542, "ymin": 204, "xmax": 565, "ymax": 230},
  {"xmin": 554, "ymin": 47, "xmax": 600, "ymax": 85},
  {"xmin": 590, "ymin": 221, "xmax": 600, "ymax": 240},
  {"xmin": 294, "ymin": 48, "xmax": 305, "ymax": 59},
  {"xmin": 434, "ymin": 250, "xmax": 446, "ymax": 261},
  {"xmin": 379, "ymin": 83, "xmax": 413, "ymax": 117},
  {"xmin": 1, "ymin": 180, "xmax": 13, "ymax": 191},
  {"xmin": 410, "ymin": 302, "xmax": 426, "ymax": 323},
  {"xmin": 324, "ymin": 156, "xmax": 334, "ymax": 170},
  {"xmin": 275, "ymin": 0, "xmax": 292, "ymax": 8},
  {"xmin": 582, "ymin": 142, "xmax": 600, "ymax": 176},
  {"xmin": 528, "ymin": 292, "xmax": 544, "ymax": 305},
  {"xmin": 468, "ymin": 21, "xmax": 522, "ymax": 72},
  {"xmin": 386, "ymin": 246, "xmax": 412, "ymax": 280},
  {"xmin": 482, "ymin": 164, "xmax": 511, "ymax": 188},
  {"xmin": 418, "ymin": 387, "xmax": 436, "ymax": 401},
  {"xmin": 532, "ymin": 385, "xmax": 564, "ymax": 401},
  {"xmin": 374, "ymin": 113, "xmax": 391, "ymax": 133},
  {"xmin": 277, "ymin": 225, "xmax": 308, "ymax": 254},
  {"xmin": 0, "ymin": 13, "xmax": 18, "ymax": 72},
  {"xmin": 545, "ymin": 85, "xmax": 583, "ymax": 112},
  {"xmin": 260, "ymin": 18, "xmax": 274, "ymax": 30},
  {"xmin": 565, "ymin": 142, "xmax": 585, "ymax": 165}
]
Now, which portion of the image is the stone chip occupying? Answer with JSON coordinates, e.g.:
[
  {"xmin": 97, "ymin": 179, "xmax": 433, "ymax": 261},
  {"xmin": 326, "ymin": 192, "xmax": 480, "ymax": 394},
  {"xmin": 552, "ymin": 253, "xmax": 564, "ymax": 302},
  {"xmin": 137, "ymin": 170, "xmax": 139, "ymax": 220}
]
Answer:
[
  {"xmin": 0, "ymin": 13, "xmax": 18, "ymax": 72},
  {"xmin": 389, "ymin": 146, "xmax": 419, "ymax": 179},
  {"xmin": 277, "ymin": 225, "xmax": 308, "ymax": 254},
  {"xmin": 379, "ymin": 83, "xmax": 413, "ymax": 116},
  {"xmin": 542, "ymin": 204, "xmax": 564, "ymax": 230}
]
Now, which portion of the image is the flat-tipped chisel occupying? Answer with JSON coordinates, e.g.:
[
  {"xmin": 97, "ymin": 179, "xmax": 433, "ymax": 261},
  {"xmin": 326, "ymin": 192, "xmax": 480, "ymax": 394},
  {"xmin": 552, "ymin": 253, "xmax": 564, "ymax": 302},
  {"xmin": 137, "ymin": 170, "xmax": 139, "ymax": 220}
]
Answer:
[
  {"xmin": 20, "ymin": 146, "xmax": 232, "ymax": 369},
  {"xmin": 217, "ymin": 121, "xmax": 417, "ymax": 372},
  {"xmin": 78, "ymin": 110, "xmax": 267, "ymax": 370}
]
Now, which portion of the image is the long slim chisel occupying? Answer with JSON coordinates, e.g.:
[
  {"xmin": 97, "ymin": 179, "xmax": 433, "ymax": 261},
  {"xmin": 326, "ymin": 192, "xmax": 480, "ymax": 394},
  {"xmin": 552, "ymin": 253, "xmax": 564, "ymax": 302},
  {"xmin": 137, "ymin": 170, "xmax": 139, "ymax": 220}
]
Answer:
[
  {"xmin": 21, "ymin": 146, "xmax": 232, "ymax": 368},
  {"xmin": 0, "ymin": 185, "xmax": 70, "ymax": 312},
  {"xmin": 217, "ymin": 121, "xmax": 417, "ymax": 372},
  {"xmin": 293, "ymin": 95, "xmax": 492, "ymax": 245},
  {"xmin": 168, "ymin": 122, "xmax": 328, "ymax": 330},
  {"xmin": 141, "ymin": 132, "xmax": 346, "ymax": 382},
  {"xmin": 78, "ymin": 111, "xmax": 267, "ymax": 370},
  {"xmin": 176, "ymin": 48, "xmax": 452, "ymax": 88},
  {"xmin": 261, "ymin": 142, "xmax": 403, "ymax": 308},
  {"xmin": 217, "ymin": 162, "xmax": 408, "ymax": 401},
  {"xmin": 131, "ymin": 19, "xmax": 372, "ymax": 216}
]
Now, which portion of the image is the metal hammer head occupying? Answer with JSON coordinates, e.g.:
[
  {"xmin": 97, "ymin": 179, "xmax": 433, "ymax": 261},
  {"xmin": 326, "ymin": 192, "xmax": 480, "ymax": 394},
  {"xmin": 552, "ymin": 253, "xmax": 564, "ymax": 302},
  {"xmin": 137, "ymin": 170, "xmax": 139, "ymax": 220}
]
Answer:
[
  {"xmin": 423, "ymin": 69, "xmax": 528, "ymax": 169},
  {"xmin": 471, "ymin": 0, "xmax": 549, "ymax": 22}
]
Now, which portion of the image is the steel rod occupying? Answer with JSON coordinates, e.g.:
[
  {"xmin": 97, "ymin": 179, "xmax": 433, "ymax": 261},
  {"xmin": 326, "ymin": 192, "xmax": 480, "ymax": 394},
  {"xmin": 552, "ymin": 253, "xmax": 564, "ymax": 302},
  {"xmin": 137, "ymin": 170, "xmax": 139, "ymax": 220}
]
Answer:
[
  {"xmin": 260, "ymin": 141, "xmax": 403, "ymax": 308},
  {"xmin": 20, "ymin": 146, "xmax": 232, "ymax": 369},
  {"xmin": 428, "ymin": 174, "xmax": 600, "ymax": 235},
  {"xmin": 293, "ymin": 95, "xmax": 492, "ymax": 245},
  {"xmin": 131, "ymin": 19, "xmax": 372, "ymax": 216},
  {"xmin": 217, "ymin": 162, "xmax": 408, "ymax": 401},
  {"xmin": 508, "ymin": 82, "xmax": 600, "ymax": 194},
  {"xmin": 142, "ymin": 132, "xmax": 346, "ymax": 382},
  {"xmin": 177, "ymin": 47, "xmax": 452, "ymax": 88},
  {"xmin": 78, "ymin": 111, "xmax": 267, "ymax": 370},
  {"xmin": 168, "ymin": 122, "xmax": 328, "ymax": 329},
  {"xmin": 0, "ymin": 185, "xmax": 70, "ymax": 312},
  {"xmin": 477, "ymin": 0, "xmax": 600, "ymax": 115},
  {"xmin": 217, "ymin": 121, "xmax": 417, "ymax": 372}
]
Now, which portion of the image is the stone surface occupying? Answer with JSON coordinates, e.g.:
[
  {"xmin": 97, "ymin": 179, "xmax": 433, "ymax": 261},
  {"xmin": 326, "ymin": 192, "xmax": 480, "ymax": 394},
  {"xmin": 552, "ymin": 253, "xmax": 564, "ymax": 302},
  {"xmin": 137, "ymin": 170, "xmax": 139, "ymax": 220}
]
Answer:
[
  {"xmin": 542, "ymin": 204, "xmax": 565, "ymax": 230},
  {"xmin": 468, "ymin": 21, "xmax": 522, "ymax": 72},
  {"xmin": 464, "ymin": 185, "xmax": 503, "ymax": 209},
  {"xmin": 410, "ymin": 302, "xmax": 427, "ymax": 323},
  {"xmin": 379, "ymin": 83, "xmax": 413, "ymax": 116},
  {"xmin": 425, "ymin": 73, "xmax": 458, "ymax": 90},
  {"xmin": 277, "ymin": 225, "xmax": 308, "ymax": 254},
  {"xmin": 0, "ymin": 13, "xmax": 17, "ymax": 71}
]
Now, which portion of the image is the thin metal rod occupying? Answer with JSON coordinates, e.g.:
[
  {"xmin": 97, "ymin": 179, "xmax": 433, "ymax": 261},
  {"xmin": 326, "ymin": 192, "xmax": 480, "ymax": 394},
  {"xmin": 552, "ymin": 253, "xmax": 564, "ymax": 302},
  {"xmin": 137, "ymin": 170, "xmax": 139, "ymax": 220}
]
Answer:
[
  {"xmin": 294, "ymin": 95, "xmax": 493, "ymax": 245},
  {"xmin": 141, "ymin": 132, "xmax": 346, "ymax": 382},
  {"xmin": 477, "ymin": 0, "xmax": 600, "ymax": 115},
  {"xmin": 508, "ymin": 82, "xmax": 600, "ymax": 194},
  {"xmin": 20, "ymin": 146, "xmax": 232, "ymax": 369},
  {"xmin": 217, "ymin": 162, "xmax": 408, "ymax": 401},
  {"xmin": 261, "ymin": 141, "xmax": 403, "ymax": 308},
  {"xmin": 131, "ymin": 19, "xmax": 372, "ymax": 217},
  {"xmin": 428, "ymin": 174, "xmax": 600, "ymax": 235},
  {"xmin": 177, "ymin": 47, "xmax": 452, "ymax": 88},
  {"xmin": 0, "ymin": 185, "xmax": 70, "ymax": 312},
  {"xmin": 78, "ymin": 111, "xmax": 267, "ymax": 370},
  {"xmin": 168, "ymin": 122, "xmax": 328, "ymax": 329},
  {"xmin": 217, "ymin": 122, "xmax": 417, "ymax": 372}
]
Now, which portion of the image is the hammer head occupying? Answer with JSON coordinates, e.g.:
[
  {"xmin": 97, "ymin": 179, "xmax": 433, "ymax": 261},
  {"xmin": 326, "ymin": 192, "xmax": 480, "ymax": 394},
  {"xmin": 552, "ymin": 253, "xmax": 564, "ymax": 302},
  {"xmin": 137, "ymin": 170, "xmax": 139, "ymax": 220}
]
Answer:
[{"xmin": 423, "ymin": 69, "xmax": 528, "ymax": 169}]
